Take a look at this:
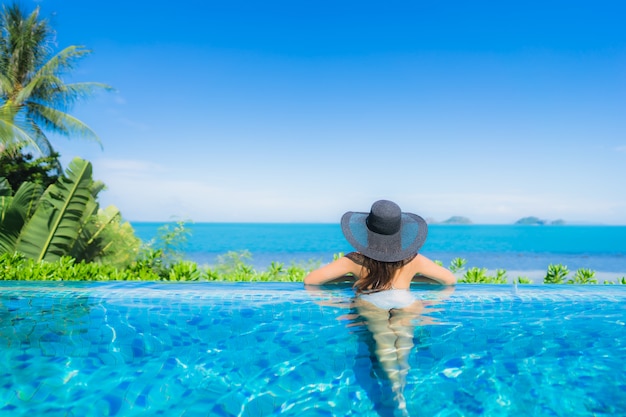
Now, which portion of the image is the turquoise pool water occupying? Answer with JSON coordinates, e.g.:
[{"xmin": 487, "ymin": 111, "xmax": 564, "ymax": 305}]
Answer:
[{"xmin": 1, "ymin": 282, "xmax": 625, "ymax": 416}]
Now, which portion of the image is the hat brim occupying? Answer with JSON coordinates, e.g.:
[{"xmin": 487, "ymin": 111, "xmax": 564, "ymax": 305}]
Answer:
[{"xmin": 341, "ymin": 211, "xmax": 428, "ymax": 262}]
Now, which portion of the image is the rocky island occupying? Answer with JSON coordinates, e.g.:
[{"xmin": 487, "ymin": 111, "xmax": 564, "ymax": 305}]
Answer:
[{"xmin": 515, "ymin": 216, "xmax": 566, "ymax": 225}]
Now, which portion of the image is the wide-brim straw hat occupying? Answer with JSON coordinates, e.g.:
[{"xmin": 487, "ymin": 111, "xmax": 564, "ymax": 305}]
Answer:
[{"xmin": 341, "ymin": 200, "xmax": 428, "ymax": 262}]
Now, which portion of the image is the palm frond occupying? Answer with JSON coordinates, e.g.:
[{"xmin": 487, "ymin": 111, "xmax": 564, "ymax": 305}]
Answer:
[
  {"xmin": 0, "ymin": 102, "xmax": 47, "ymax": 153},
  {"xmin": 0, "ymin": 5, "xmax": 107, "ymax": 158},
  {"xmin": 24, "ymin": 102, "xmax": 101, "ymax": 145}
]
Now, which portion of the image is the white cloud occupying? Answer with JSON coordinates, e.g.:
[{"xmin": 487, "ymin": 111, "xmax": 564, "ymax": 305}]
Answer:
[
  {"xmin": 91, "ymin": 158, "xmax": 626, "ymax": 224},
  {"xmin": 97, "ymin": 158, "xmax": 163, "ymax": 174}
]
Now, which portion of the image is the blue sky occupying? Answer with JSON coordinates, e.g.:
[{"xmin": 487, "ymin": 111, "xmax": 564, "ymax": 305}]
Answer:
[{"xmin": 32, "ymin": 0, "xmax": 626, "ymax": 223}]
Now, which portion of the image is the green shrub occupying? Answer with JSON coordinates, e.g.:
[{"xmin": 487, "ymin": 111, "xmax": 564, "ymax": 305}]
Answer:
[
  {"xmin": 568, "ymin": 268, "xmax": 597, "ymax": 285},
  {"xmin": 167, "ymin": 260, "xmax": 202, "ymax": 281},
  {"xmin": 459, "ymin": 267, "xmax": 507, "ymax": 284},
  {"xmin": 449, "ymin": 257, "xmax": 467, "ymax": 273},
  {"xmin": 544, "ymin": 264, "xmax": 569, "ymax": 284},
  {"xmin": 0, "ymin": 251, "xmax": 619, "ymax": 285}
]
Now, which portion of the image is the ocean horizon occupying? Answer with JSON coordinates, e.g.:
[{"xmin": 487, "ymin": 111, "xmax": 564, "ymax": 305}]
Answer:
[{"xmin": 131, "ymin": 222, "xmax": 626, "ymax": 282}]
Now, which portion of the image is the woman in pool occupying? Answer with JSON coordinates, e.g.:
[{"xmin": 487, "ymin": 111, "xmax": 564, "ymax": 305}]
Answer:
[
  {"xmin": 304, "ymin": 199, "xmax": 456, "ymax": 414},
  {"xmin": 304, "ymin": 199, "xmax": 456, "ymax": 290}
]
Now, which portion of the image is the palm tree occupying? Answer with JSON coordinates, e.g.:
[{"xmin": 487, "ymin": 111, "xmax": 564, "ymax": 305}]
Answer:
[{"xmin": 0, "ymin": 3, "xmax": 110, "ymax": 157}]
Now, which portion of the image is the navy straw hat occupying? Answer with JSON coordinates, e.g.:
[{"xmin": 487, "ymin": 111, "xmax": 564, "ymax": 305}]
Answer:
[{"xmin": 341, "ymin": 200, "xmax": 428, "ymax": 262}]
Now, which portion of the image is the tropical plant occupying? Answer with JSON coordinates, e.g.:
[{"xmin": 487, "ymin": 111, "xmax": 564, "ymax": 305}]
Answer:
[
  {"xmin": 449, "ymin": 257, "xmax": 467, "ymax": 273},
  {"xmin": 14, "ymin": 157, "xmax": 96, "ymax": 261},
  {"xmin": 262, "ymin": 261, "xmax": 285, "ymax": 281},
  {"xmin": 0, "ymin": 145, "xmax": 59, "ymax": 190},
  {"xmin": 333, "ymin": 252, "xmax": 344, "ymax": 261},
  {"xmin": 459, "ymin": 267, "xmax": 487, "ymax": 283},
  {"xmin": 167, "ymin": 260, "xmax": 202, "ymax": 282},
  {"xmin": 0, "ymin": 178, "xmax": 43, "ymax": 254},
  {"xmin": 0, "ymin": 157, "xmax": 140, "ymax": 266},
  {"xmin": 517, "ymin": 276, "xmax": 532, "ymax": 284},
  {"xmin": 0, "ymin": 3, "xmax": 111, "ymax": 156},
  {"xmin": 459, "ymin": 267, "xmax": 507, "ymax": 284},
  {"xmin": 211, "ymin": 250, "xmax": 256, "ymax": 281},
  {"xmin": 544, "ymin": 264, "xmax": 569, "ymax": 284},
  {"xmin": 567, "ymin": 268, "xmax": 597, "ymax": 285},
  {"xmin": 148, "ymin": 219, "xmax": 192, "ymax": 267}
]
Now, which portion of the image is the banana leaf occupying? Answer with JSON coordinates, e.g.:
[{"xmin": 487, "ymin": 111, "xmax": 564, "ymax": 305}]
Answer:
[
  {"xmin": 69, "ymin": 197, "xmax": 104, "ymax": 262},
  {"xmin": 14, "ymin": 181, "xmax": 44, "ymax": 221},
  {"xmin": 0, "ymin": 178, "xmax": 12, "ymax": 196},
  {"xmin": 0, "ymin": 181, "xmax": 43, "ymax": 254},
  {"xmin": 16, "ymin": 158, "xmax": 94, "ymax": 262}
]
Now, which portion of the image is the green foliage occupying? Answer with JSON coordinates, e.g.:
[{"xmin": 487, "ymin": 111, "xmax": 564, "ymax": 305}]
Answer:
[
  {"xmin": 0, "ymin": 3, "xmax": 111, "ymax": 155},
  {"xmin": 128, "ymin": 248, "xmax": 167, "ymax": 280},
  {"xmin": 0, "ymin": 250, "xmax": 314, "ymax": 282},
  {"xmin": 0, "ymin": 249, "xmax": 620, "ymax": 285},
  {"xmin": 544, "ymin": 264, "xmax": 569, "ymax": 284},
  {"xmin": 149, "ymin": 219, "xmax": 192, "ymax": 266},
  {"xmin": 0, "ymin": 179, "xmax": 43, "ymax": 253},
  {"xmin": 333, "ymin": 252, "xmax": 344, "ymax": 261},
  {"xmin": 16, "ymin": 158, "xmax": 94, "ymax": 261},
  {"xmin": 0, "ymin": 147, "xmax": 60, "ymax": 190},
  {"xmin": 210, "ymin": 251, "xmax": 256, "ymax": 281},
  {"xmin": 130, "ymin": 219, "xmax": 193, "ymax": 279},
  {"xmin": 567, "ymin": 268, "xmax": 597, "ymax": 285},
  {"xmin": 449, "ymin": 257, "xmax": 467, "ymax": 273},
  {"xmin": 459, "ymin": 267, "xmax": 507, "ymax": 284},
  {"xmin": 459, "ymin": 267, "xmax": 487, "ymax": 283},
  {"xmin": 0, "ymin": 157, "xmax": 140, "ymax": 267},
  {"xmin": 167, "ymin": 260, "xmax": 202, "ymax": 282},
  {"xmin": 0, "ymin": 252, "xmax": 129, "ymax": 281},
  {"xmin": 78, "ymin": 206, "xmax": 141, "ymax": 268}
]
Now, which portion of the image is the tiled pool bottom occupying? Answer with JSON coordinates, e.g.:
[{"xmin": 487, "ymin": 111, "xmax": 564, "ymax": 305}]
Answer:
[{"xmin": 1, "ymin": 283, "xmax": 625, "ymax": 417}]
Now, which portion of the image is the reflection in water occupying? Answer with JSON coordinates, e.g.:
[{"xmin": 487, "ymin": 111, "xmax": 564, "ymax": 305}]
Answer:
[{"xmin": 307, "ymin": 284, "xmax": 454, "ymax": 417}]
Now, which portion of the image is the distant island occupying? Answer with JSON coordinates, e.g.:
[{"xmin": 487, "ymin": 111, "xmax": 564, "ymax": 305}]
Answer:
[
  {"xmin": 426, "ymin": 216, "xmax": 567, "ymax": 225},
  {"xmin": 515, "ymin": 216, "xmax": 566, "ymax": 225},
  {"xmin": 441, "ymin": 216, "xmax": 472, "ymax": 224},
  {"xmin": 427, "ymin": 216, "xmax": 472, "ymax": 225}
]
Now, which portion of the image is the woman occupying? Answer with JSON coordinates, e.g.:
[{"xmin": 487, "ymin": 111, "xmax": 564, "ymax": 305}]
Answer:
[
  {"xmin": 304, "ymin": 199, "xmax": 456, "ymax": 292},
  {"xmin": 304, "ymin": 200, "xmax": 456, "ymax": 414}
]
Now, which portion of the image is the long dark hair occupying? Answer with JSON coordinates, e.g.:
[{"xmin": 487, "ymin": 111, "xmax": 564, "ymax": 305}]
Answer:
[{"xmin": 354, "ymin": 254, "xmax": 416, "ymax": 294}]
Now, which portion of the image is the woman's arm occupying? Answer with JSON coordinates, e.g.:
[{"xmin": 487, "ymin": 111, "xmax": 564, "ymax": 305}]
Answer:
[
  {"xmin": 303, "ymin": 257, "xmax": 361, "ymax": 285},
  {"xmin": 412, "ymin": 254, "xmax": 457, "ymax": 285}
]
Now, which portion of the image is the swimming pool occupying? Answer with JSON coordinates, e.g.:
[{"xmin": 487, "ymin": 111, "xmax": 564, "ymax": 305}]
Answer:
[{"xmin": 1, "ymin": 282, "xmax": 625, "ymax": 416}]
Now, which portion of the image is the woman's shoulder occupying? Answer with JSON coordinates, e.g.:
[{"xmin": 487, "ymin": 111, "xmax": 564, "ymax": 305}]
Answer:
[{"xmin": 344, "ymin": 252, "xmax": 366, "ymax": 265}]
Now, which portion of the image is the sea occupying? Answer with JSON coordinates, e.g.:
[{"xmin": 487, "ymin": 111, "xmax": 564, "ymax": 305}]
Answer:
[{"xmin": 131, "ymin": 223, "xmax": 626, "ymax": 282}]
